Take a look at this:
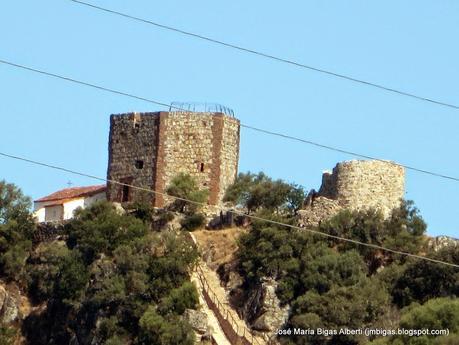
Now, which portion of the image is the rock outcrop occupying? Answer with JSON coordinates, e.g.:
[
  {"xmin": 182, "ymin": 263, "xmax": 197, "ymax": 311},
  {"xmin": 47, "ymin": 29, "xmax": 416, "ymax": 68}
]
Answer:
[
  {"xmin": 0, "ymin": 284, "xmax": 19, "ymax": 324},
  {"xmin": 245, "ymin": 278, "xmax": 289, "ymax": 333},
  {"xmin": 427, "ymin": 236, "xmax": 459, "ymax": 252},
  {"xmin": 183, "ymin": 308, "xmax": 209, "ymax": 334}
]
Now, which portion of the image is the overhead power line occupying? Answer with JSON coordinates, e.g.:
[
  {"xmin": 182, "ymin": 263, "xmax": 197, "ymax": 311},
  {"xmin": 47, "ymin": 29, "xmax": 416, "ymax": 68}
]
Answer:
[
  {"xmin": 68, "ymin": 0, "xmax": 459, "ymax": 111},
  {"xmin": 1, "ymin": 58, "xmax": 458, "ymax": 183},
  {"xmin": 0, "ymin": 150, "xmax": 458, "ymax": 269}
]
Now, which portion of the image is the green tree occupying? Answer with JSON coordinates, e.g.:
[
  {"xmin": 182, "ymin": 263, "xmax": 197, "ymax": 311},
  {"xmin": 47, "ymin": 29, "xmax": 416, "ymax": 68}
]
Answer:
[
  {"xmin": 138, "ymin": 306, "xmax": 195, "ymax": 345},
  {"xmin": 159, "ymin": 281, "xmax": 199, "ymax": 315},
  {"xmin": 66, "ymin": 201, "xmax": 148, "ymax": 263},
  {"xmin": 54, "ymin": 250, "xmax": 89, "ymax": 303},
  {"xmin": 319, "ymin": 201, "xmax": 426, "ymax": 272},
  {"xmin": 290, "ymin": 278, "xmax": 390, "ymax": 345},
  {"xmin": 0, "ymin": 180, "xmax": 31, "ymax": 224},
  {"xmin": 0, "ymin": 180, "xmax": 34, "ymax": 281},
  {"xmin": 26, "ymin": 243, "xmax": 70, "ymax": 302},
  {"xmin": 148, "ymin": 233, "xmax": 198, "ymax": 300},
  {"xmin": 384, "ymin": 298, "xmax": 459, "ymax": 345},
  {"xmin": 166, "ymin": 173, "xmax": 208, "ymax": 214},
  {"xmin": 391, "ymin": 246, "xmax": 459, "ymax": 307},
  {"xmin": 224, "ymin": 172, "xmax": 306, "ymax": 215}
]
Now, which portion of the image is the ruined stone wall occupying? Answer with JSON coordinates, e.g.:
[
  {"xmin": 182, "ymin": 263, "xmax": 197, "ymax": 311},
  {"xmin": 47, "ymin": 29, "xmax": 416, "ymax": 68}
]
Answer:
[
  {"xmin": 300, "ymin": 160, "xmax": 405, "ymax": 227},
  {"xmin": 107, "ymin": 112, "xmax": 160, "ymax": 204},
  {"xmin": 323, "ymin": 160, "xmax": 405, "ymax": 217},
  {"xmin": 107, "ymin": 111, "xmax": 240, "ymax": 211}
]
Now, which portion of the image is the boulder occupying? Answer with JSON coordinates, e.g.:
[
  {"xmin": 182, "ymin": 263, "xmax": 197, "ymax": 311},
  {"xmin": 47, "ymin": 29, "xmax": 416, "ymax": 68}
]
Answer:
[
  {"xmin": 428, "ymin": 236, "xmax": 459, "ymax": 252},
  {"xmin": 183, "ymin": 308, "xmax": 208, "ymax": 334},
  {"xmin": 0, "ymin": 284, "xmax": 19, "ymax": 324},
  {"xmin": 244, "ymin": 278, "xmax": 289, "ymax": 333},
  {"xmin": 112, "ymin": 202, "xmax": 125, "ymax": 215},
  {"xmin": 298, "ymin": 196, "xmax": 343, "ymax": 228}
]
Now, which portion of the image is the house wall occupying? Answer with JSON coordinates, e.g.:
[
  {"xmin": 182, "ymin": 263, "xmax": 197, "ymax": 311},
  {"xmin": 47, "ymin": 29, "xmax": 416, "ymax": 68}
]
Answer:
[
  {"xmin": 83, "ymin": 191, "xmax": 107, "ymax": 208},
  {"xmin": 63, "ymin": 199, "xmax": 85, "ymax": 220},
  {"xmin": 34, "ymin": 205, "xmax": 46, "ymax": 223},
  {"xmin": 33, "ymin": 191, "xmax": 107, "ymax": 222},
  {"xmin": 44, "ymin": 205, "xmax": 64, "ymax": 222}
]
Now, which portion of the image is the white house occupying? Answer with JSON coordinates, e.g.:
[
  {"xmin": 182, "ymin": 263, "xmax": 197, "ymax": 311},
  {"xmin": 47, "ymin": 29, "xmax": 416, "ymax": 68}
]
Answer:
[{"xmin": 34, "ymin": 185, "xmax": 107, "ymax": 222}]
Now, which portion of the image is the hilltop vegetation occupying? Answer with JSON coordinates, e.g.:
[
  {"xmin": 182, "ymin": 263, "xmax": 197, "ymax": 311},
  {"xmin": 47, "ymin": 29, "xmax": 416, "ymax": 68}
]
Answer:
[
  {"xmin": 0, "ymin": 180, "xmax": 199, "ymax": 345},
  {"xmin": 1, "ymin": 173, "xmax": 459, "ymax": 345},
  {"xmin": 224, "ymin": 173, "xmax": 459, "ymax": 345}
]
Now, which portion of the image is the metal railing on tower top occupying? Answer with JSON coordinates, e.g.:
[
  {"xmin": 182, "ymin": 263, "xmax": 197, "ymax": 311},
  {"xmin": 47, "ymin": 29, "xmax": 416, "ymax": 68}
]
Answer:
[{"xmin": 169, "ymin": 102, "xmax": 235, "ymax": 117}]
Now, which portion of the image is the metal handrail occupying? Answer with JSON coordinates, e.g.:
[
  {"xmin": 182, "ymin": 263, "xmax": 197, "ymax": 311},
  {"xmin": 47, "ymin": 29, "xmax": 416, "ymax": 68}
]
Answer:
[{"xmin": 195, "ymin": 264, "xmax": 267, "ymax": 345}]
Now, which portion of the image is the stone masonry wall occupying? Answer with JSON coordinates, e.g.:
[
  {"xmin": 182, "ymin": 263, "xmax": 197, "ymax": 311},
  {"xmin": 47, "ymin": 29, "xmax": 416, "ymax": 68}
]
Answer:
[
  {"xmin": 107, "ymin": 112, "xmax": 160, "ymax": 204},
  {"xmin": 107, "ymin": 111, "xmax": 240, "ymax": 211},
  {"xmin": 217, "ymin": 116, "xmax": 240, "ymax": 205},
  {"xmin": 159, "ymin": 112, "xmax": 216, "ymax": 206},
  {"xmin": 299, "ymin": 160, "xmax": 405, "ymax": 227},
  {"xmin": 322, "ymin": 160, "xmax": 405, "ymax": 217}
]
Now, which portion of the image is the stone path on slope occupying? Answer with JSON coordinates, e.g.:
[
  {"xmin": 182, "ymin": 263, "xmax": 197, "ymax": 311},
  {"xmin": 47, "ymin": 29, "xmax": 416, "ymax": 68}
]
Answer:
[
  {"xmin": 196, "ymin": 261, "xmax": 267, "ymax": 345},
  {"xmin": 191, "ymin": 271, "xmax": 231, "ymax": 345},
  {"xmin": 189, "ymin": 232, "xmax": 268, "ymax": 345}
]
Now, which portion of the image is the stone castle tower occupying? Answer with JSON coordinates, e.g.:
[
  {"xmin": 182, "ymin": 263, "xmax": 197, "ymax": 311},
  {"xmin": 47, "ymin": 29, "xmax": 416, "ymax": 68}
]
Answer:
[
  {"xmin": 299, "ymin": 160, "xmax": 405, "ymax": 227},
  {"xmin": 106, "ymin": 110, "xmax": 240, "ymax": 208}
]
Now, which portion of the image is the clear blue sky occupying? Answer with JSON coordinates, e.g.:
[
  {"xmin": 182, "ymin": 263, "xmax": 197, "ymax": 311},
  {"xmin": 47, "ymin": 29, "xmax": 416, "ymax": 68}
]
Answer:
[{"xmin": 1, "ymin": 0, "xmax": 458, "ymax": 237}]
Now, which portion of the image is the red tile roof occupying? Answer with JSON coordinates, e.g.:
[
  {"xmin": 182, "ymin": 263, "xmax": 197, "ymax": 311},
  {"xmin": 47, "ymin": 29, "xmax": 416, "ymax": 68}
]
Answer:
[{"xmin": 35, "ymin": 184, "xmax": 106, "ymax": 203}]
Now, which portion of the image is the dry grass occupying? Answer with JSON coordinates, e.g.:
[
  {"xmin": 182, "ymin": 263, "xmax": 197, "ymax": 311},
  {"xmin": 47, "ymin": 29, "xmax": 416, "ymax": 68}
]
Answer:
[{"xmin": 193, "ymin": 227, "xmax": 246, "ymax": 269}]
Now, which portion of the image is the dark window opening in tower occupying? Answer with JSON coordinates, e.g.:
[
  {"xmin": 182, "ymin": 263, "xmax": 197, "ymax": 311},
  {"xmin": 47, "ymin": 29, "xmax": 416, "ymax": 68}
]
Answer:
[
  {"xmin": 121, "ymin": 185, "xmax": 130, "ymax": 202},
  {"xmin": 200, "ymin": 163, "xmax": 205, "ymax": 172},
  {"xmin": 135, "ymin": 160, "xmax": 144, "ymax": 169}
]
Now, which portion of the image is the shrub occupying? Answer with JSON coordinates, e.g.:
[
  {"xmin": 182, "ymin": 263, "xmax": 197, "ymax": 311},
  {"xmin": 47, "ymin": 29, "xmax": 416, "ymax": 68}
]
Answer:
[
  {"xmin": 319, "ymin": 201, "xmax": 427, "ymax": 272},
  {"xmin": 166, "ymin": 173, "xmax": 208, "ymax": 214},
  {"xmin": 0, "ymin": 180, "xmax": 32, "ymax": 224},
  {"xmin": 159, "ymin": 281, "xmax": 199, "ymax": 315},
  {"xmin": 0, "ymin": 326, "xmax": 16, "ymax": 345},
  {"xmin": 224, "ymin": 172, "xmax": 306, "ymax": 215},
  {"xmin": 180, "ymin": 213, "xmax": 205, "ymax": 231},
  {"xmin": 391, "ymin": 246, "xmax": 459, "ymax": 307},
  {"xmin": 26, "ymin": 243, "xmax": 70, "ymax": 302},
  {"xmin": 54, "ymin": 250, "xmax": 89, "ymax": 303},
  {"xmin": 65, "ymin": 201, "xmax": 148, "ymax": 263},
  {"xmin": 377, "ymin": 298, "xmax": 459, "ymax": 345},
  {"xmin": 138, "ymin": 306, "xmax": 195, "ymax": 345}
]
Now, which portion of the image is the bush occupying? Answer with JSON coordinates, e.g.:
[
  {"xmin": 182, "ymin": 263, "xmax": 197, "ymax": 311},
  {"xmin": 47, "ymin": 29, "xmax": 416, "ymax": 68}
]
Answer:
[
  {"xmin": 166, "ymin": 173, "xmax": 208, "ymax": 214},
  {"xmin": 0, "ymin": 180, "xmax": 32, "ymax": 224},
  {"xmin": 138, "ymin": 306, "xmax": 195, "ymax": 345},
  {"xmin": 180, "ymin": 213, "xmax": 205, "ymax": 231},
  {"xmin": 0, "ymin": 326, "xmax": 16, "ymax": 345},
  {"xmin": 130, "ymin": 202, "xmax": 154, "ymax": 223},
  {"xmin": 319, "ymin": 201, "xmax": 426, "ymax": 272},
  {"xmin": 391, "ymin": 246, "xmax": 459, "ymax": 307},
  {"xmin": 54, "ymin": 250, "xmax": 89, "ymax": 303},
  {"xmin": 66, "ymin": 201, "xmax": 148, "ymax": 263},
  {"xmin": 379, "ymin": 298, "xmax": 459, "ymax": 345},
  {"xmin": 26, "ymin": 243, "xmax": 70, "ymax": 302},
  {"xmin": 224, "ymin": 172, "xmax": 306, "ymax": 215},
  {"xmin": 159, "ymin": 281, "xmax": 199, "ymax": 315}
]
